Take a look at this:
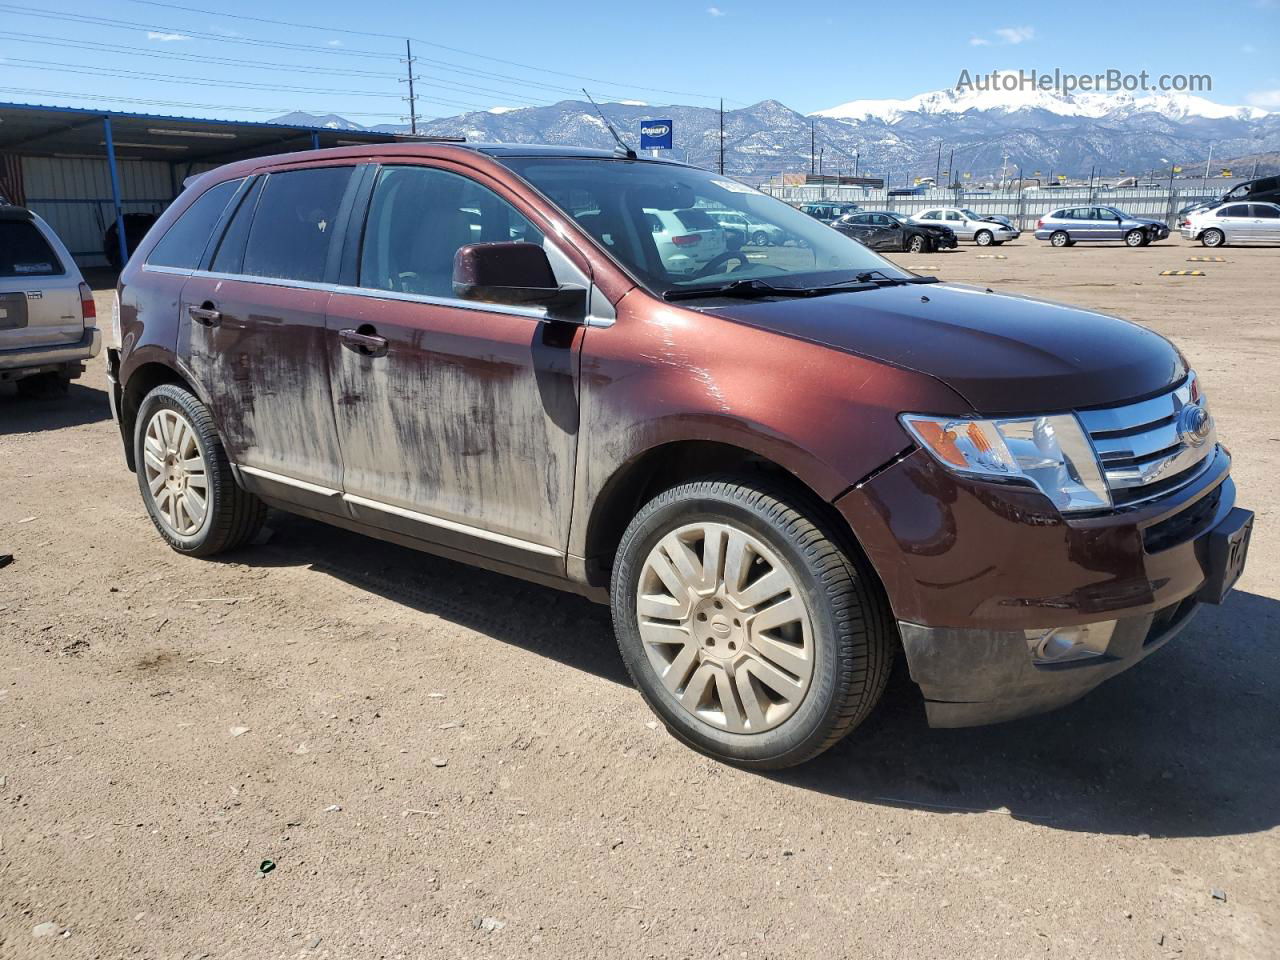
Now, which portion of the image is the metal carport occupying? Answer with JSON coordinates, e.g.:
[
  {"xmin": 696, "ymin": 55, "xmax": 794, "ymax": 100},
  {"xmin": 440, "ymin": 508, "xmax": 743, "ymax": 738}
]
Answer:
[{"xmin": 0, "ymin": 102, "xmax": 427, "ymax": 269}]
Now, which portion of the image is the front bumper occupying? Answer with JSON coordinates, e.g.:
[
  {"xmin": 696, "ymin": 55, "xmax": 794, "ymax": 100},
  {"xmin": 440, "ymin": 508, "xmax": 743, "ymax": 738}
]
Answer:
[
  {"xmin": 837, "ymin": 445, "xmax": 1250, "ymax": 727},
  {"xmin": 0, "ymin": 326, "xmax": 100, "ymax": 376}
]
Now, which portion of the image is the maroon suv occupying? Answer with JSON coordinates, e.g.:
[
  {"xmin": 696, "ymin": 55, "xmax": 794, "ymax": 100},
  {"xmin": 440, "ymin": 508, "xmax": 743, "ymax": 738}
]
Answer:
[{"xmin": 107, "ymin": 144, "xmax": 1253, "ymax": 768}]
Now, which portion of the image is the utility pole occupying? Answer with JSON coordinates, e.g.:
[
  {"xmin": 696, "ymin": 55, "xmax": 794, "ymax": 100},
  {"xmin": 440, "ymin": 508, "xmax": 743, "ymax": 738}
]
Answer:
[
  {"xmin": 818, "ymin": 148, "xmax": 825, "ymax": 198},
  {"xmin": 403, "ymin": 39, "xmax": 418, "ymax": 135},
  {"xmin": 810, "ymin": 119, "xmax": 816, "ymax": 175},
  {"xmin": 853, "ymin": 149, "xmax": 859, "ymax": 178},
  {"xmin": 935, "ymin": 141, "xmax": 942, "ymax": 187},
  {"xmin": 1203, "ymin": 142, "xmax": 1214, "ymax": 192},
  {"xmin": 718, "ymin": 98, "xmax": 724, "ymax": 175},
  {"xmin": 947, "ymin": 148, "xmax": 954, "ymax": 188}
]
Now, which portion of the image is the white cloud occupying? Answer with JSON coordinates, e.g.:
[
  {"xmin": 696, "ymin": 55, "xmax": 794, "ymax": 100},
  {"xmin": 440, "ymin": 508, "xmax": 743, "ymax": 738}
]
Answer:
[
  {"xmin": 146, "ymin": 31, "xmax": 190, "ymax": 41},
  {"xmin": 326, "ymin": 39, "xmax": 343, "ymax": 47},
  {"xmin": 707, "ymin": 6, "xmax": 725, "ymax": 15},
  {"xmin": 993, "ymin": 25, "xmax": 1035, "ymax": 44},
  {"xmin": 968, "ymin": 36, "xmax": 990, "ymax": 46},
  {"xmin": 1247, "ymin": 88, "xmax": 1280, "ymax": 107}
]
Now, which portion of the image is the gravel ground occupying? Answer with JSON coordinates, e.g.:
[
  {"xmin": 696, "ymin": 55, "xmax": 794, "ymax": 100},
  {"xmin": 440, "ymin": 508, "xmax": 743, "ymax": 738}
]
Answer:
[{"xmin": 1, "ymin": 236, "xmax": 1276, "ymax": 959}]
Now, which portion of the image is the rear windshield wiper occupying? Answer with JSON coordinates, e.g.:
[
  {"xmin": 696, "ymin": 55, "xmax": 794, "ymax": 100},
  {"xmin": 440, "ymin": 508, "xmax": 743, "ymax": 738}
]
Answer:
[{"xmin": 663, "ymin": 278, "xmax": 834, "ymax": 301}]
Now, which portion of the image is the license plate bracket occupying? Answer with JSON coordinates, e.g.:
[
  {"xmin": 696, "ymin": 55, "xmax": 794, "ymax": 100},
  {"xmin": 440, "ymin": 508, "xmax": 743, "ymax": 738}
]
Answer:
[{"xmin": 1199, "ymin": 507, "xmax": 1253, "ymax": 604}]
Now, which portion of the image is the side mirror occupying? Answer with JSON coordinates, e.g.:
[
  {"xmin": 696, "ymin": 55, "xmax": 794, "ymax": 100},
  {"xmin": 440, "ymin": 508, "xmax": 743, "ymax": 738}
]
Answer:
[{"xmin": 452, "ymin": 242, "xmax": 586, "ymax": 321}]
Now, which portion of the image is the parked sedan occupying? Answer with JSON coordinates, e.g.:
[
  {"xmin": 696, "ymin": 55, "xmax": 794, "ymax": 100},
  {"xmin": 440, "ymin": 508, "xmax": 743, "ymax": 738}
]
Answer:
[
  {"xmin": 911, "ymin": 207, "xmax": 1020, "ymax": 245},
  {"xmin": 1035, "ymin": 206, "xmax": 1170, "ymax": 247},
  {"xmin": 1, "ymin": 204, "xmax": 100, "ymax": 392},
  {"xmin": 834, "ymin": 210, "xmax": 957, "ymax": 253},
  {"xmin": 709, "ymin": 210, "xmax": 787, "ymax": 247},
  {"xmin": 1180, "ymin": 202, "xmax": 1280, "ymax": 246}
]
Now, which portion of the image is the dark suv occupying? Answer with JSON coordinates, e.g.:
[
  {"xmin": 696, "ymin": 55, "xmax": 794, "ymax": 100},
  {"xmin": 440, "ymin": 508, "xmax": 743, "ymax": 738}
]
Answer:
[{"xmin": 108, "ymin": 144, "xmax": 1253, "ymax": 768}]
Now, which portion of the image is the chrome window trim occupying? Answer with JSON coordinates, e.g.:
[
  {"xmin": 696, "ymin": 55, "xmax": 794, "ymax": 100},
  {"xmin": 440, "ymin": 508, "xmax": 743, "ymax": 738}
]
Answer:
[
  {"xmin": 234, "ymin": 465, "xmax": 562, "ymax": 558},
  {"xmin": 142, "ymin": 269, "xmax": 617, "ymax": 328}
]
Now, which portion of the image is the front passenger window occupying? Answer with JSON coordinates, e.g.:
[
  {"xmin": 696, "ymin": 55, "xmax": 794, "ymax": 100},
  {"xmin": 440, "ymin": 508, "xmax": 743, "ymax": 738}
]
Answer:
[{"xmin": 359, "ymin": 166, "xmax": 544, "ymax": 298}]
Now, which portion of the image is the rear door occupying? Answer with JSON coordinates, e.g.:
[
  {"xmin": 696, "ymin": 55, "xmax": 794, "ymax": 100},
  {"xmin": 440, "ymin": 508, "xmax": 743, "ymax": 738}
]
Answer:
[
  {"xmin": 1249, "ymin": 204, "xmax": 1280, "ymax": 242},
  {"xmin": 180, "ymin": 164, "xmax": 359, "ymax": 504},
  {"xmin": 0, "ymin": 214, "xmax": 81, "ymax": 350},
  {"xmin": 323, "ymin": 161, "xmax": 585, "ymax": 571}
]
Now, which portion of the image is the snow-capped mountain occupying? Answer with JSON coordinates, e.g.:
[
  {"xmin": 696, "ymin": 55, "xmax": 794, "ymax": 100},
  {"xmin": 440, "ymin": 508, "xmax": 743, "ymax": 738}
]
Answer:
[
  {"xmin": 812, "ymin": 82, "xmax": 1270, "ymax": 124},
  {"xmin": 273, "ymin": 85, "xmax": 1279, "ymax": 184}
]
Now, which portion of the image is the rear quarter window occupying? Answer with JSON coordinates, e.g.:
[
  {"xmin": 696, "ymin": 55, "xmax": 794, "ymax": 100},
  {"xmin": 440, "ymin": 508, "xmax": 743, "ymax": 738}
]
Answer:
[
  {"xmin": 147, "ymin": 178, "xmax": 243, "ymax": 269},
  {"xmin": 0, "ymin": 220, "xmax": 63, "ymax": 277}
]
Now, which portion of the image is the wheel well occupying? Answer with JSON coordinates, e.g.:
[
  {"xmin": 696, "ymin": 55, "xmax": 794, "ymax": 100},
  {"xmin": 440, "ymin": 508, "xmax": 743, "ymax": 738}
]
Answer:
[
  {"xmin": 582, "ymin": 440, "xmax": 860, "ymax": 587},
  {"xmin": 119, "ymin": 361, "xmax": 194, "ymax": 470}
]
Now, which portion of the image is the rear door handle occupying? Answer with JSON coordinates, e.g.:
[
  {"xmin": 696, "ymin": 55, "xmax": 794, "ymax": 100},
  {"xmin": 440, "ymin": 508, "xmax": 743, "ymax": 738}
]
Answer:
[
  {"xmin": 188, "ymin": 303, "xmax": 221, "ymax": 327},
  {"xmin": 339, "ymin": 327, "xmax": 389, "ymax": 358}
]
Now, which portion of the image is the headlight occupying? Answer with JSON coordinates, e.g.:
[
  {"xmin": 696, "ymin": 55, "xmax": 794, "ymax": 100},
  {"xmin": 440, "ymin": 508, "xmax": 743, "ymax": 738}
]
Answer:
[{"xmin": 900, "ymin": 412, "xmax": 1111, "ymax": 513}]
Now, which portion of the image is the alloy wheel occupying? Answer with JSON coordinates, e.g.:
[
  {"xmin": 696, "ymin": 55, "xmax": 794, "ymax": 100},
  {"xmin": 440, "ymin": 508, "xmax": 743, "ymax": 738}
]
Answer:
[
  {"xmin": 635, "ymin": 522, "xmax": 814, "ymax": 734},
  {"xmin": 142, "ymin": 408, "xmax": 209, "ymax": 537}
]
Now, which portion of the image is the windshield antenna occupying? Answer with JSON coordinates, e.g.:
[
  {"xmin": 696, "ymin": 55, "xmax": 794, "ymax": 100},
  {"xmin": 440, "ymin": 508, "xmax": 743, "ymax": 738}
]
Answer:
[{"xmin": 582, "ymin": 88, "xmax": 637, "ymax": 159}]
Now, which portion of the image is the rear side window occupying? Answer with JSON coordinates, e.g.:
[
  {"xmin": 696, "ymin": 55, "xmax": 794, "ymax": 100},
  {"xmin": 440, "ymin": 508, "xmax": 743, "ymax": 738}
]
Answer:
[
  {"xmin": 242, "ymin": 167, "xmax": 354, "ymax": 283},
  {"xmin": 0, "ymin": 220, "xmax": 63, "ymax": 277},
  {"xmin": 147, "ymin": 178, "xmax": 242, "ymax": 269},
  {"xmin": 673, "ymin": 209, "xmax": 715, "ymax": 231},
  {"xmin": 1220, "ymin": 205, "xmax": 1250, "ymax": 218},
  {"xmin": 209, "ymin": 177, "xmax": 265, "ymax": 275}
]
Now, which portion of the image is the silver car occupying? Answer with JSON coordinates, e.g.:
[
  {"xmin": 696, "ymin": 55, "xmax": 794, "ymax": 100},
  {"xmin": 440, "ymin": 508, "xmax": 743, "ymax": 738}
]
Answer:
[
  {"xmin": 1180, "ymin": 201, "xmax": 1280, "ymax": 247},
  {"xmin": 911, "ymin": 207, "xmax": 1019, "ymax": 245},
  {"xmin": 1035, "ymin": 206, "xmax": 1170, "ymax": 248},
  {"xmin": 1, "ymin": 205, "xmax": 100, "ymax": 390}
]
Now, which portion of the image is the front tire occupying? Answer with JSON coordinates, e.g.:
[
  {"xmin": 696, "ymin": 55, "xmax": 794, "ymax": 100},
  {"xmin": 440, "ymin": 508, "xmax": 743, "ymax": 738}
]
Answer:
[
  {"xmin": 974, "ymin": 229, "xmax": 994, "ymax": 246},
  {"xmin": 134, "ymin": 383, "xmax": 266, "ymax": 557},
  {"xmin": 1124, "ymin": 229, "xmax": 1145, "ymax": 247},
  {"xmin": 1202, "ymin": 229, "xmax": 1224, "ymax": 248},
  {"xmin": 907, "ymin": 234, "xmax": 926, "ymax": 254},
  {"xmin": 751, "ymin": 230, "xmax": 770, "ymax": 247},
  {"xmin": 610, "ymin": 478, "xmax": 895, "ymax": 769}
]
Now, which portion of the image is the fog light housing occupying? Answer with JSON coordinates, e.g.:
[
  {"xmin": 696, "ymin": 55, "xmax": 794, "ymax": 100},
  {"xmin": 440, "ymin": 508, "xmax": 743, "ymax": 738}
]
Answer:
[{"xmin": 1024, "ymin": 621, "xmax": 1117, "ymax": 664}]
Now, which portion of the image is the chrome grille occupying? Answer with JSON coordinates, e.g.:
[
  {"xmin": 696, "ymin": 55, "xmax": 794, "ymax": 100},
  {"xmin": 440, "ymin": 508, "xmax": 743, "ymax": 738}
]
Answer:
[{"xmin": 1076, "ymin": 375, "xmax": 1215, "ymax": 504}]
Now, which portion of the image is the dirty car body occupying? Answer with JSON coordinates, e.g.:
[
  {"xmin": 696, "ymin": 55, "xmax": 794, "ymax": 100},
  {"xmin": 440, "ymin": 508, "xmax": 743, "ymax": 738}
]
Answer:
[{"xmin": 108, "ymin": 143, "xmax": 1252, "ymax": 763}]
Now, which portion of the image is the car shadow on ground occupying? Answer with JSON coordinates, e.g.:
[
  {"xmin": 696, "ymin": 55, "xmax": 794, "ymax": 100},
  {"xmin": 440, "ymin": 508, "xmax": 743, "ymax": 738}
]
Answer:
[
  {"xmin": 247, "ymin": 511, "xmax": 1278, "ymax": 840},
  {"xmin": 0, "ymin": 382, "xmax": 112, "ymax": 435}
]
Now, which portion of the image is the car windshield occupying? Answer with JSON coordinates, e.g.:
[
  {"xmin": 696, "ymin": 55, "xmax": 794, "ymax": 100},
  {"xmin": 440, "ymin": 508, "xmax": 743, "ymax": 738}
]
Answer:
[
  {"xmin": 500, "ymin": 157, "xmax": 909, "ymax": 297},
  {"xmin": 960, "ymin": 209, "xmax": 992, "ymax": 220},
  {"xmin": 1108, "ymin": 208, "xmax": 1133, "ymax": 219}
]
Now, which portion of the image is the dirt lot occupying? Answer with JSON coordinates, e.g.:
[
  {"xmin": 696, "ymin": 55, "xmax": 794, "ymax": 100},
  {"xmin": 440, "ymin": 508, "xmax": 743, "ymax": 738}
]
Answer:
[{"xmin": 1, "ymin": 237, "xmax": 1277, "ymax": 959}]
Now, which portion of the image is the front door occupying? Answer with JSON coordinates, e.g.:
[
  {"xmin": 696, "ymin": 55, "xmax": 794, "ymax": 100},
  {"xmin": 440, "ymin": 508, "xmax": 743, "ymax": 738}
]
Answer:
[
  {"xmin": 182, "ymin": 164, "xmax": 358, "ymax": 498},
  {"xmin": 324, "ymin": 163, "xmax": 585, "ymax": 573}
]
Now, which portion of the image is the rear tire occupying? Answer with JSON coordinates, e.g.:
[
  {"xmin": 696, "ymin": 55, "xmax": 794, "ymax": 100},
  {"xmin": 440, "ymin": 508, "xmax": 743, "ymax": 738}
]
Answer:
[
  {"xmin": 1202, "ymin": 229, "xmax": 1224, "ymax": 248},
  {"xmin": 610, "ymin": 477, "xmax": 895, "ymax": 769},
  {"xmin": 134, "ymin": 383, "xmax": 265, "ymax": 557},
  {"xmin": 1050, "ymin": 230, "xmax": 1070, "ymax": 248}
]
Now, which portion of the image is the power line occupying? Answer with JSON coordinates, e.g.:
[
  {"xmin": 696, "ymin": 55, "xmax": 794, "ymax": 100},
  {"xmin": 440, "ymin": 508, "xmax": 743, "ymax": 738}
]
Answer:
[
  {"xmin": 0, "ymin": 53, "xmax": 557, "ymax": 111},
  {"xmin": 125, "ymin": 0, "xmax": 735, "ymax": 103},
  {"xmin": 0, "ymin": 86, "xmax": 408, "ymax": 118},
  {"xmin": 0, "ymin": 4, "xmax": 402, "ymax": 59}
]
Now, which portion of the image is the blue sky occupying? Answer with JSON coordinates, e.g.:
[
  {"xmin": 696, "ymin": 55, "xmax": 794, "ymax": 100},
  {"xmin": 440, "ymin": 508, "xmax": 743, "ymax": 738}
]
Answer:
[{"xmin": 0, "ymin": 0, "xmax": 1276, "ymax": 122}]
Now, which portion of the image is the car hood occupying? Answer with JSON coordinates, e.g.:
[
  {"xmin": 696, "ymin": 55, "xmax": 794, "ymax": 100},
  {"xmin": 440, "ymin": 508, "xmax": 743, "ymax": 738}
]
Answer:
[{"xmin": 705, "ymin": 282, "xmax": 1183, "ymax": 415}]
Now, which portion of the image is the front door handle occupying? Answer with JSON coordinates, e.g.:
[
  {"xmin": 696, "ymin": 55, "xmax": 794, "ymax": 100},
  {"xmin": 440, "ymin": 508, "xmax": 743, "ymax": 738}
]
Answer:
[
  {"xmin": 188, "ymin": 303, "xmax": 221, "ymax": 327},
  {"xmin": 339, "ymin": 327, "xmax": 389, "ymax": 358}
]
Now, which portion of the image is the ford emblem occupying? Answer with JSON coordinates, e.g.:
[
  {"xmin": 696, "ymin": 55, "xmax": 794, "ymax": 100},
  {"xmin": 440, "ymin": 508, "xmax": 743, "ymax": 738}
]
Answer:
[{"xmin": 1177, "ymin": 403, "xmax": 1212, "ymax": 448}]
